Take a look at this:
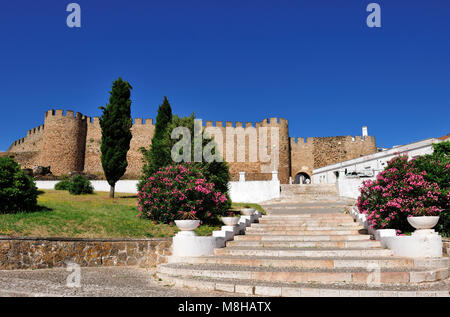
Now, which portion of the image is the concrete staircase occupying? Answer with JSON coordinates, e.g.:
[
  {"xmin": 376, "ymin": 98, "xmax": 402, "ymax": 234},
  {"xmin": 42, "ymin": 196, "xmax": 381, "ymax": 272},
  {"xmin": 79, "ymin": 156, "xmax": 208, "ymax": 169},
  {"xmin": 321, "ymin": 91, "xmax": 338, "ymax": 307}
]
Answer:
[
  {"xmin": 157, "ymin": 203, "xmax": 450, "ymax": 297},
  {"xmin": 270, "ymin": 184, "xmax": 342, "ymax": 203}
]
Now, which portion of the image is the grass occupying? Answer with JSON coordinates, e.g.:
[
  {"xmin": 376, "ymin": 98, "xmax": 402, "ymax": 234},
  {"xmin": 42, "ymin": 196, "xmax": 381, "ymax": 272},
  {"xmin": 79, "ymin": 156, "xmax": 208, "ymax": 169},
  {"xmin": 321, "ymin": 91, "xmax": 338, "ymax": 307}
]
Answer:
[
  {"xmin": 0, "ymin": 190, "xmax": 264, "ymax": 238},
  {"xmin": 230, "ymin": 202, "xmax": 266, "ymax": 215}
]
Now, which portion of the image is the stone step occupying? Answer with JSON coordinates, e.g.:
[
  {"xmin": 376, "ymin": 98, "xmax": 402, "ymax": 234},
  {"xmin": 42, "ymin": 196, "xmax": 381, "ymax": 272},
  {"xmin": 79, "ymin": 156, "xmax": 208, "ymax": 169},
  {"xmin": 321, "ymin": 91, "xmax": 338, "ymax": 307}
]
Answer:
[
  {"xmin": 262, "ymin": 214, "xmax": 349, "ymax": 219},
  {"xmin": 215, "ymin": 247, "xmax": 393, "ymax": 257},
  {"xmin": 157, "ymin": 263, "xmax": 449, "ymax": 285},
  {"xmin": 174, "ymin": 256, "xmax": 450, "ymax": 269},
  {"xmin": 156, "ymin": 273, "xmax": 450, "ymax": 297},
  {"xmin": 245, "ymin": 229, "xmax": 363, "ymax": 235},
  {"xmin": 257, "ymin": 220, "xmax": 357, "ymax": 225},
  {"xmin": 234, "ymin": 234, "xmax": 372, "ymax": 241},
  {"xmin": 227, "ymin": 240, "xmax": 382, "ymax": 248},
  {"xmin": 256, "ymin": 223, "xmax": 358, "ymax": 228},
  {"xmin": 246, "ymin": 226, "xmax": 362, "ymax": 232}
]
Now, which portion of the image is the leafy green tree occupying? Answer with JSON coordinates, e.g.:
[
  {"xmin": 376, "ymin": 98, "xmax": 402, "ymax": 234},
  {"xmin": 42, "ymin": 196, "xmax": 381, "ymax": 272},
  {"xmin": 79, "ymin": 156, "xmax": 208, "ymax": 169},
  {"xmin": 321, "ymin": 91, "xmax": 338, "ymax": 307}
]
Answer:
[
  {"xmin": 166, "ymin": 114, "xmax": 231, "ymax": 210},
  {"xmin": 139, "ymin": 100, "xmax": 231, "ymax": 210},
  {"xmin": 99, "ymin": 78, "xmax": 133, "ymax": 198},
  {"xmin": 433, "ymin": 140, "xmax": 450, "ymax": 156},
  {"xmin": 413, "ymin": 140, "xmax": 450, "ymax": 235}
]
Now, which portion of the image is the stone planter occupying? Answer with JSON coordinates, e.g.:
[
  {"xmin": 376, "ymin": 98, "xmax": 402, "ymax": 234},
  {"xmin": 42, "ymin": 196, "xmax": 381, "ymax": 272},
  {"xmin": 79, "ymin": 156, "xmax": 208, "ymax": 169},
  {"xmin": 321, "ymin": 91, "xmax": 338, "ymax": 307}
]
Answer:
[
  {"xmin": 407, "ymin": 216, "xmax": 440, "ymax": 230},
  {"xmin": 221, "ymin": 217, "xmax": 241, "ymax": 226},
  {"xmin": 175, "ymin": 220, "xmax": 200, "ymax": 235},
  {"xmin": 241, "ymin": 208, "xmax": 256, "ymax": 216}
]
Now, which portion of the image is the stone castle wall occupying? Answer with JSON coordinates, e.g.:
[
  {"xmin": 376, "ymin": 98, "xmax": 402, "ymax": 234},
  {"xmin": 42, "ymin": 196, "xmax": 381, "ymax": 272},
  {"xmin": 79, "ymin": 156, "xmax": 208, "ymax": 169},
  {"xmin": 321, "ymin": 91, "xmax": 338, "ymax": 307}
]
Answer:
[
  {"xmin": 6, "ymin": 109, "xmax": 377, "ymax": 183},
  {"xmin": 203, "ymin": 117, "xmax": 290, "ymax": 184},
  {"xmin": 290, "ymin": 135, "xmax": 377, "ymax": 180},
  {"xmin": 83, "ymin": 117, "xmax": 155, "ymax": 179},
  {"xmin": 290, "ymin": 137, "xmax": 315, "ymax": 179},
  {"xmin": 7, "ymin": 124, "xmax": 45, "ymax": 170}
]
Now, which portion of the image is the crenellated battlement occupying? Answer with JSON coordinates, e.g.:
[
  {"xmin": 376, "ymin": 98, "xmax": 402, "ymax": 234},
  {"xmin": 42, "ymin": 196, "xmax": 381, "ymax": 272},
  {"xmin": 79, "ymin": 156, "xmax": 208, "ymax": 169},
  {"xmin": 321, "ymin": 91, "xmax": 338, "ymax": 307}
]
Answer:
[
  {"xmin": 26, "ymin": 124, "xmax": 45, "ymax": 137},
  {"xmin": 290, "ymin": 137, "xmax": 314, "ymax": 145},
  {"xmin": 8, "ymin": 123, "xmax": 46, "ymax": 152},
  {"xmin": 45, "ymin": 109, "xmax": 86, "ymax": 121},
  {"xmin": 202, "ymin": 117, "xmax": 288, "ymax": 129},
  {"xmin": 133, "ymin": 118, "xmax": 154, "ymax": 126}
]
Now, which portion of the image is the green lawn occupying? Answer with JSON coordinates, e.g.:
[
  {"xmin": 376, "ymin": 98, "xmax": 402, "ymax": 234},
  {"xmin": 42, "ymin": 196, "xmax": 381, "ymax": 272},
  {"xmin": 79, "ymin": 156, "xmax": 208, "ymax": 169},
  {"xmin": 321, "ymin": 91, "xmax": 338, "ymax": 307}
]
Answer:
[{"xmin": 0, "ymin": 190, "xmax": 264, "ymax": 238}]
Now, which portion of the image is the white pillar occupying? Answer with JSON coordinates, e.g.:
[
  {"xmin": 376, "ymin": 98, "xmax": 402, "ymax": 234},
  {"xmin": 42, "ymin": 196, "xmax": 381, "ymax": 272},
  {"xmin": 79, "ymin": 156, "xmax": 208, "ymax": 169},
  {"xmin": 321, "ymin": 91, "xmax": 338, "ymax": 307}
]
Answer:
[
  {"xmin": 239, "ymin": 172, "xmax": 245, "ymax": 182},
  {"xmin": 362, "ymin": 126, "xmax": 368, "ymax": 138},
  {"xmin": 271, "ymin": 171, "xmax": 278, "ymax": 181}
]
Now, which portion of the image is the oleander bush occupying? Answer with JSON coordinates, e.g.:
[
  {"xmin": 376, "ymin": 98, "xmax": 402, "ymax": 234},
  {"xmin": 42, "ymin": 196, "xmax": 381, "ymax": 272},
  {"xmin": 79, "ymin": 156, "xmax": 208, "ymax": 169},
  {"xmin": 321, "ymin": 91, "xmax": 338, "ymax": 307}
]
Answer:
[
  {"xmin": 137, "ymin": 164, "xmax": 228, "ymax": 224},
  {"xmin": 0, "ymin": 157, "xmax": 38, "ymax": 213},
  {"xmin": 357, "ymin": 153, "xmax": 449, "ymax": 235},
  {"xmin": 68, "ymin": 175, "xmax": 94, "ymax": 195}
]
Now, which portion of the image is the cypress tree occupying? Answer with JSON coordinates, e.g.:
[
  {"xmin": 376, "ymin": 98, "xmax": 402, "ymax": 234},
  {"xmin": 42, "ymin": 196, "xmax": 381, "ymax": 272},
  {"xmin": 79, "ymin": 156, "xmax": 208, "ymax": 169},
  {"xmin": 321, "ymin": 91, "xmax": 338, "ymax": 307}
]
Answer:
[
  {"xmin": 99, "ymin": 78, "xmax": 133, "ymax": 198},
  {"xmin": 141, "ymin": 96, "xmax": 172, "ymax": 180}
]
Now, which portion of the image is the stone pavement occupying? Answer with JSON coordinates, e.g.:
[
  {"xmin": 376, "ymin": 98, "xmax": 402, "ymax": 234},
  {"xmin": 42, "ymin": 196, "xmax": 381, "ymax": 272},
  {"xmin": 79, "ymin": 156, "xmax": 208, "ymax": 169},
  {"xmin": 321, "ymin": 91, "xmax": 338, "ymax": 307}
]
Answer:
[{"xmin": 0, "ymin": 267, "xmax": 237, "ymax": 297}]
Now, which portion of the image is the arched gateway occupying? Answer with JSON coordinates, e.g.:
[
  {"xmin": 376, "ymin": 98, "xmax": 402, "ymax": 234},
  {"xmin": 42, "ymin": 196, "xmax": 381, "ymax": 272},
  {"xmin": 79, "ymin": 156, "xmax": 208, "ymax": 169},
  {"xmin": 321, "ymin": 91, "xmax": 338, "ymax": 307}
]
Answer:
[{"xmin": 294, "ymin": 172, "xmax": 311, "ymax": 184}]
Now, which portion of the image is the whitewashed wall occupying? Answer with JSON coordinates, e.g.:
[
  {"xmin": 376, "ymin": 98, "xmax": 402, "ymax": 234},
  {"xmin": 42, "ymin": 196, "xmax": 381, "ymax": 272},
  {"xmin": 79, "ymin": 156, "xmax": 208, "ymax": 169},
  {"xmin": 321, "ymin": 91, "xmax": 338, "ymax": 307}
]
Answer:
[
  {"xmin": 312, "ymin": 138, "xmax": 440, "ymax": 185},
  {"xmin": 36, "ymin": 178, "xmax": 280, "ymax": 203},
  {"xmin": 36, "ymin": 180, "xmax": 139, "ymax": 194},
  {"xmin": 337, "ymin": 177, "xmax": 375, "ymax": 199},
  {"xmin": 228, "ymin": 180, "xmax": 280, "ymax": 203}
]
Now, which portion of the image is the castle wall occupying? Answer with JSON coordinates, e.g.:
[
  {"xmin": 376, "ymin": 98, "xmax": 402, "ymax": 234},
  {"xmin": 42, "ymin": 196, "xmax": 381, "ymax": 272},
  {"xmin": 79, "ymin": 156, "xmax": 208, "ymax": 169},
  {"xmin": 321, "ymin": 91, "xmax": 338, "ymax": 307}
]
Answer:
[
  {"xmin": 290, "ymin": 135, "xmax": 378, "ymax": 179},
  {"xmin": 39, "ymin": 110, "xmax": 87, "ymax": 175},
  {"xmin": 83, "ymin": 117, "xmax": 155, "ymax": 179},
  {"xmin": 5, "ymin": 109, "xmax": 377, "ymax": 185},
  {"xmin": 203, "ymin": 117, "xmax": 290, "ymax": 184},
  {"xmin": 126, "ymin": 118, "xmax": 155, "ymax": 178},
  {"xmin": 290, "ymin": 137, "xmax": 315, "ymax": 178},
  {"xmin": 6, "ymin": 124, "xmax": 45, "ymax": 169},
  {"xmin": 83, "ymin": 117, "xmax": 102, "ymax": 177}
]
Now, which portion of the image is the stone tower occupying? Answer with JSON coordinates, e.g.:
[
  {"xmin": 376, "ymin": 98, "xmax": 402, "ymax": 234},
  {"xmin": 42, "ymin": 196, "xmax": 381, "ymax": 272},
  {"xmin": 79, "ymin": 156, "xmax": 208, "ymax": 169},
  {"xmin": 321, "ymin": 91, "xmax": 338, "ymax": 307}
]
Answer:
[{"xmin": 39, "ymin": 110, "xmax": 87, "ymax": 175}]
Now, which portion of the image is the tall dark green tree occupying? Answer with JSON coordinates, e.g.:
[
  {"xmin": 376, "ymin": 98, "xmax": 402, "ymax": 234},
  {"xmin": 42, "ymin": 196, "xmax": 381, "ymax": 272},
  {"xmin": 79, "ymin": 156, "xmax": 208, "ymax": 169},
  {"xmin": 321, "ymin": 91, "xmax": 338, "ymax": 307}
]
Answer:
[
  {"xmin": 99, "ymin": 78, "xmax": 133, "ymax": 198},
  {"xmin": 140, "ymin": 96, "xmax": 172, "ymax": 181}
]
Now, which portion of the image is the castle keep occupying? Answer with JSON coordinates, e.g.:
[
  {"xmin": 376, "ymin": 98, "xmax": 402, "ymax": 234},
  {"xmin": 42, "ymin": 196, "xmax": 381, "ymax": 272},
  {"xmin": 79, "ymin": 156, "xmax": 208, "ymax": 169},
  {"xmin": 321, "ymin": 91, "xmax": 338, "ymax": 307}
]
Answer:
[{"xmin": 6, "ymin": 109, "xmax": 377, "ymax": 184}]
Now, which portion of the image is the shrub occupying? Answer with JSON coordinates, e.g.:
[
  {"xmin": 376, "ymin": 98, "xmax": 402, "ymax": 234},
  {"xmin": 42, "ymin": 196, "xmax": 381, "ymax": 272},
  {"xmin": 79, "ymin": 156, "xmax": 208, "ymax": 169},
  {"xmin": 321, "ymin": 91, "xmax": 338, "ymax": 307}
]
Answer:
[
  {"xmin": 137, "ymin": 164, "xmax": 228, "ymax": 224},
  {"xmin": 55, "ymin": 176, "xmax": 71, "ymax": 190},
  {"xmin": 357, "ymin": 155, "xmax": 449, "ymax": 234},
  {"xmin": 0, "ymin": 157, "xmax": 38, "ymax": 213},
  {"xmin": 68, "ymin": 175, "xmax": 94, "ymax": 195}
]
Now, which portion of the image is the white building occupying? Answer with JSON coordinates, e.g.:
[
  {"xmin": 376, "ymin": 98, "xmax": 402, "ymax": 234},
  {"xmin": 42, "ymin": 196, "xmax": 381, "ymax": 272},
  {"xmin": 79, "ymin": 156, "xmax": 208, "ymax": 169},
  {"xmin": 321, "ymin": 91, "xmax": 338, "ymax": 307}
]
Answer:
[{"xmin": 312, "ymin": 136, "xmax": 448, "ymax": 199}]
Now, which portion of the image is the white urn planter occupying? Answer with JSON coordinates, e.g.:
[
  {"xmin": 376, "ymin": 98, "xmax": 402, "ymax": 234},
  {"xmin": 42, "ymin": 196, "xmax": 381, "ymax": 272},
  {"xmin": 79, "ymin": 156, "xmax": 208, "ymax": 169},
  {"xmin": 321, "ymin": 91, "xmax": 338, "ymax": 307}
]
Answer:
[
  {"xmin": 382, "ymin": 216, "xmax": 443, "ymax": 258},
  {"xmin": 241, "ymin": 208, "xmax": 256, "ymax": 216},
  {"xmin": 221, "ymin": 217, "xmax": 241, "ymax": 226},
  {"xmin": 171, "ymin": 220, "xmax": 225, "ymax": 258},
  {"xmin": 175, "ymin": 220, "xmax": 200, "ymax": 236},
  {"xmin": 407, "ymin": 216, "xmax": 440, "ymax": 231}
]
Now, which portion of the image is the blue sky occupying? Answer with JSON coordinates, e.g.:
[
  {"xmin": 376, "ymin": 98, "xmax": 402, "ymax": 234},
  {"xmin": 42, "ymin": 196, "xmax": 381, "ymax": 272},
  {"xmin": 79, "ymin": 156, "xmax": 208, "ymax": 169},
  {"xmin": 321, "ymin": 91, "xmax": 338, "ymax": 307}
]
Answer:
[{"xmin": 0, "ymin": 0, "xmax": 449, "ymax": 151}]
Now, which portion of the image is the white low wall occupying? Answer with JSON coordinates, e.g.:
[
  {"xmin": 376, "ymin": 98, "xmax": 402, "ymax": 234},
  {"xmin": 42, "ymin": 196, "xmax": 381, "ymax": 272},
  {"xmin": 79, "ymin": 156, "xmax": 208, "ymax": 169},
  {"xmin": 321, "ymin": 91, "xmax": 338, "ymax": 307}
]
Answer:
[
  {"xmin": 228, "ymin": 180, "xmax": 280, "ymax": 203},
  {"xmin": 36, "ymin": 180, "xmax": 139, "ymax": 194},
  {"xmin": 336, "ymin": 177, "xmax": 375, "ymax": 199},
  {"xmin": 36, "ymin": 179, "xmax": 280, "ymax": 203}
]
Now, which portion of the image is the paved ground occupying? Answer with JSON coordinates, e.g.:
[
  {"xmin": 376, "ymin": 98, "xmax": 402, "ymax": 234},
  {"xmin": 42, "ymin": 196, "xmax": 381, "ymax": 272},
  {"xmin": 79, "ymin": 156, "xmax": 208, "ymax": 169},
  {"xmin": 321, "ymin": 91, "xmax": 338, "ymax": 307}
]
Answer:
[{"xmin": 0, "ymin": 267, "xmax": 236, "ymax": 297}]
